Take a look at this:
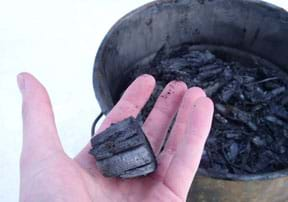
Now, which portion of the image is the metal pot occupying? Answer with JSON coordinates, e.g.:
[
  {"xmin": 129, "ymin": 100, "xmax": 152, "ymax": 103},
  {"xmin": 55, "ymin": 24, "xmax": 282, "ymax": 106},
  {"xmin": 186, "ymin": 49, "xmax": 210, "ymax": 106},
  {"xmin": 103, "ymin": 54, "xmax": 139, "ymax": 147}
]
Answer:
[{"xmin": 92, "ymin": 0, "xmax": 288, "ymax": 201}]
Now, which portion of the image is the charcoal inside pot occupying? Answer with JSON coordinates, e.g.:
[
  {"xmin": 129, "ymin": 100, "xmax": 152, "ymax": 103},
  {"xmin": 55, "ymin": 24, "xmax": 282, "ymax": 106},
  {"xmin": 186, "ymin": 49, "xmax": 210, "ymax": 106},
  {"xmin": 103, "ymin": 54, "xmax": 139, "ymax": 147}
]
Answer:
[
  {"xmin": 89, "ymin": 117, "xmax": 157, "ymax": 178},
  {"xmin": 128, "ymin": 45, "xmax": 288, "ymax": 175}
]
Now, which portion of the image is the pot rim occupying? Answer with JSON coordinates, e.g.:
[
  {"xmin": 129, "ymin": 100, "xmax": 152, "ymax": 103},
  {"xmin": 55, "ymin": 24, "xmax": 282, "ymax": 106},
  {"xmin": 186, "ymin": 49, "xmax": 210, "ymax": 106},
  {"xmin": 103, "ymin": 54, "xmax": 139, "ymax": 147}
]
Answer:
[{"xmin": 197, "ymin": 168, "xmax": 288, "ymax": 181}]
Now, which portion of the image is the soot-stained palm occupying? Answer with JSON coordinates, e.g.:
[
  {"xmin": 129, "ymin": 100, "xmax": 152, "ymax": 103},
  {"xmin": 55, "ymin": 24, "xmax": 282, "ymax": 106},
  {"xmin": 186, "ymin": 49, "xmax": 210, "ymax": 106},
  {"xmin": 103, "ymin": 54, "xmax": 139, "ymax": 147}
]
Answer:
[{"xmin": 18, "ymin": 73, "xmax": 214, "ymax": 202}]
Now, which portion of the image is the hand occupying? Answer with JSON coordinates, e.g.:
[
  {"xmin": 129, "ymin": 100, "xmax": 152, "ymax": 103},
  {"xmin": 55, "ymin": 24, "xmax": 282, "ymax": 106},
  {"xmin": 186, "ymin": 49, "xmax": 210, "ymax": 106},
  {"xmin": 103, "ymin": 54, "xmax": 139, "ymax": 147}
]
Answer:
[{"xmin": 18, "ymin": 73, "xmax": 214, "ymax": 202}]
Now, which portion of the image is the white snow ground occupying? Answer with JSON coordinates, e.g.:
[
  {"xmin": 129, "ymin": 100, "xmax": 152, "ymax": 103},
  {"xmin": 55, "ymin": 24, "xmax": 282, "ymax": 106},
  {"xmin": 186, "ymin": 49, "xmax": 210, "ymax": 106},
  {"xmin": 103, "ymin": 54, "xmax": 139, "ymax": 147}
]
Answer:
[{"xmin": 0, "ymin": 0, "xmax": 287, "ymax": 201}]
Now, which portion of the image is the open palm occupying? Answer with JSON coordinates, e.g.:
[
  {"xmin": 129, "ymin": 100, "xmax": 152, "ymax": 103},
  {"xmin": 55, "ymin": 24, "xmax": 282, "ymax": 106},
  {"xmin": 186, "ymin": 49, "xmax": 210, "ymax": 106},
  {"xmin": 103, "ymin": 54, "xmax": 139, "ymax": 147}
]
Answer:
[{"xmin": 18, "ymin": 73, "xmax": 214, "ymax": 202}]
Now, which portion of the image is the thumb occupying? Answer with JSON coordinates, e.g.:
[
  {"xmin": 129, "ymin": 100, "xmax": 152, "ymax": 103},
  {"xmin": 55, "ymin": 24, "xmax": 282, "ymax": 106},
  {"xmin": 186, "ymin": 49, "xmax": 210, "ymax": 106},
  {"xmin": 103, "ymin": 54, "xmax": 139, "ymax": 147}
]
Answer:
[{"xmin": 18, "ymin": 73, "xmax": 64, "ymax": 166}]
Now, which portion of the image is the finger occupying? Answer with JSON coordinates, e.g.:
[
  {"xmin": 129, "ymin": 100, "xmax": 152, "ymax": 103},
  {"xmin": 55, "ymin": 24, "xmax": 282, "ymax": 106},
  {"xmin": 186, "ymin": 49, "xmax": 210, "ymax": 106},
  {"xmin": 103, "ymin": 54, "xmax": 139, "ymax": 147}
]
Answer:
[
  {"xmin": 155, "ymin": 87, "xmax": 206, "ymax": 178},
  {"xmin": 143, "ymin": 81, "xmax": 187, "ymax": 154},
  {"xmin": 17, "ymin": 73, "xmax": 63, "ymax": 166},
  {"xmin": 163, "ymin": 97, "xmax": 214, "ymax": 199},
  {"xmin": 74, "ymin": 74, "xmax": 155, "ymax": 170},
  {"xmin": 97, "ymin": 74, "xmax": 156, "ymax": 133}
]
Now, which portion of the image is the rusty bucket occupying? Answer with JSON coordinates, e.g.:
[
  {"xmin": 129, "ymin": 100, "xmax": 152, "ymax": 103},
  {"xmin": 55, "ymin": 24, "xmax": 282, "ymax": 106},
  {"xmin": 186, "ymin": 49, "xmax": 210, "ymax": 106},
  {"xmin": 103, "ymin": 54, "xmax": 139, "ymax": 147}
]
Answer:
[{"xmin": 92, "ymin": 0, "xmax": 288, "ymax": 201}]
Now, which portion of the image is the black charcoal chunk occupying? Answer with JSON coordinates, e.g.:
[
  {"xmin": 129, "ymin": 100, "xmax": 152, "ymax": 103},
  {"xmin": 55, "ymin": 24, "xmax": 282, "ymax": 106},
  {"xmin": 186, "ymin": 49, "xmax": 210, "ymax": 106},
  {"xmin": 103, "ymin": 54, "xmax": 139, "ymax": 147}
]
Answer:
[
  {"xmin": 238, "ymin": 75, "xmax": 255, "ymax": 84},
  {"xmin": 205, "ymin": 82, "xmax": 222, "ymax": 97},
  {"xmin": 215, "ymin": 103, "xmax": 229, "ymax": 115},
  {"xmin": 283, "ymin": 129, "xmax": 288, "ymax": 138},
  {"xmin": 199, "ymin": 64, "xmax": 220, "ymax": 72},
  {"xmin": 266, "ymin": 86, "xmax": 286, "ymax": 100},
  {"xmin": 89, "ymin": 117, "xmax": 157, "ymax": 178},
  {"xmin": 225, "ymin": 132, "xmax": 241, "ymax": 139},
  {"xmin": 215, "ymin": 113, "xmax": 228, "ymax": 124},
  {"xmin": 264, "ymin": 116, "xmax": 286, "ymax": 127},
  {"xmin": 228, "ymin": 143, "xmax": 239, "ymax": 161},
  {"xmin": 244, "ymin": 86, "xmax": 266, "ymax": 103},
  {"xmin": 269, "ymin": 105, "xmax": 288, "ymax": 121},
  {"xmin": 252, "ymin": 136, "xmax": 266, "ymax": 147},
  {"xmin": 231, "ymin": 107, "xmax": 258, "ymax": 131},
  {"xmin": 281, "ymin": 94, "xmax": 288, "ymax": 105},
  {"xmin": 219, "ymin": 80, "xmax": 239, "ymax": 103},
  {"xmin": 197, "ymin": 67, "xmax": 223, "ymax": 80},
  {"xmin": 223, "ymin": 67, "xmax": 233, "ymax": 81},
  {"xmin": 183, "ymin": 50, "xmax": 216, "ymax": 66}
]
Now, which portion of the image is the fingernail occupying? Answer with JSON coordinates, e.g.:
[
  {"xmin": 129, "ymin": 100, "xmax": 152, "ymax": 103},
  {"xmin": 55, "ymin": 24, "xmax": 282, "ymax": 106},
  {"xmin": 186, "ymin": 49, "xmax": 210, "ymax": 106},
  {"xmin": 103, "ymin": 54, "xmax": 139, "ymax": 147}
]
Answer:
[{"xmin": 17, "ymin": 73, "xmax": 25, "ymax": 92}]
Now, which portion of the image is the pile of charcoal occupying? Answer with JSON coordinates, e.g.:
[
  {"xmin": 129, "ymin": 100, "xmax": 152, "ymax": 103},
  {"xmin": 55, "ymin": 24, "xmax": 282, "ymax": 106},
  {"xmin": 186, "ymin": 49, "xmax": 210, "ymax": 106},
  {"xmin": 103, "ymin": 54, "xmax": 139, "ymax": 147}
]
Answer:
[{"xmin": 129, "ymin": 45, "xmax": 288, "ymax": 175}]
